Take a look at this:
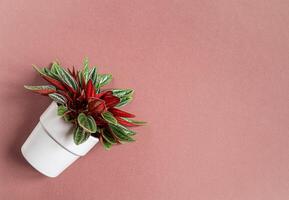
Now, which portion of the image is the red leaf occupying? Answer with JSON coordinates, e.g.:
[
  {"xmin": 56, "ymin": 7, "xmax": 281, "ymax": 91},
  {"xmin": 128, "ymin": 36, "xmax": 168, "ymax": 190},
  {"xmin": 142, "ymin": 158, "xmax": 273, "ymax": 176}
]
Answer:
[
  {"xmin": 115, "ymin": 117, "xmax": 138, "ymax": 127},
  {"xmin": 38, "ymin": 89, "xmax": 55, "ymax": 95},
  {"xmin": 88, "ymin": 99, "xmax": 106, "ymax": 114},
  {"xmin": 77, "ymin": 90, "xmax": 86, "ymax": 102},
  {"xmin": 103, "ymin": 95, "xmax": 120, "ymax": 108},
  {"xmin": 25, "ymin": 85, "xmax": 56, "ymax": 95},
  {"xmin": 63, "ymin": 82, "xmax": 77, "ymax": 95},
  {"xmin": 95, "ymin": 91, "xmax": 112, "ymax": 99},
  {"xmin": 68, "ymin": 66, "xmax": 77, "ymax": 78},
  {"xmin": 85, "ymin": 80, "xmax": 95, "ymax": 99},
  {"xmin": 81, "ymin": 75, "xmax": 86, "ymax": 89},
  {"xmin": 42, "ymin": 75, "xmax": 66, "ymax": 91},
  {"xmin": 94, "ymin": 116, "xmax": 108, "ymax": 126},
  {"xmin": 109, "ymin": 108, "xmax": 135, "ymax": 118}
]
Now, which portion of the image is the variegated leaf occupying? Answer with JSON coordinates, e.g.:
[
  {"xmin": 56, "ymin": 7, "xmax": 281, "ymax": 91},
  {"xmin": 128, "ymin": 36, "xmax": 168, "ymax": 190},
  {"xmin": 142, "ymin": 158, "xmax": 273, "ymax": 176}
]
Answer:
[
  {"xmin": 121, "ymin": 117, "xmax": 146, "ymax": 125},
  {"xmin": 48, "ymin": 93, "xmax": 67, "ymax": 105},
  {"xmin": 109, "ymin": 123, "xmax": 135, "ymax": 136},
  {"xmin": 96, "ymin": 74, "xmax": 112, "ymax": 88},
  {"xmin": 109, "ymin": 124, "xmax": 135, "ymax": 143},
  {"xmin": 77, "ymin": 113, "xmax": 97, "ymax": 133},
  {"xmin": 73, "ymin": 126, "xmax": 90, "ymax": 145},
  {"xmin": 24, "ymin": 85, "xmax": 56, "ymax": 95},
  {"xmin": 115, "ymin": 96, "xmax": 133, "ymax": 107},
  {"xmin": 112, "ymin": 89, "xmax": 134, "ymax": 98},
  {"xmin": 102, "ymin": 129, "xmax": 117, "ymax": 144},
  {"xmin": 101, "ymin": 136, "xmax": 112, "ymax": 150},
  {"xmin": 101, "ymin": 111, "xmax": 117, "ymax": 125},
  {"xmin": 32, "ymin": 65, "xmax": 47, "ymax": 76},
  {"xmin": 54, "ymin": 62, "xmax": 78, "ymax": 90},
  {"xmin": 83, "ymin": 57, "xmax": 90, "ymax": 84},
  {"xmin": 89, "ymin": 67, "xmax": 98, "ymax": 85}
]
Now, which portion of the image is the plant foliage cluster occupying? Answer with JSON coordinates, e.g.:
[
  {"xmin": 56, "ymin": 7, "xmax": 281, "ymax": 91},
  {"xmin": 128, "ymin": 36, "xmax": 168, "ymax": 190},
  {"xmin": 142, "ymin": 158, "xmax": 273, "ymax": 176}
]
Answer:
[{"xmin": 25, "ymin": 58, "xmax": 145, "ymax": 149}]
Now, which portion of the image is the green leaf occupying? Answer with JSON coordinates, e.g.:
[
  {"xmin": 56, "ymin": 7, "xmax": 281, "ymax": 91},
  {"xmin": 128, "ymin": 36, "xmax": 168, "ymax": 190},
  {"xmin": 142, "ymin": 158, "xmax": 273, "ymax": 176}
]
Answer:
[
  {"xmin": 96, "ymin": 74, "xmax": 112, "ymax": 88},
  {"xmin": 48, "ymin": 62, "xmax": 65, "ymax": 80},
  {"xmin": 83, "ymin": 57, "xmax": 90, "ymax": 84},
  {"xmin": 101, "ymin": 111, "xmax": 117, "ymax": 125},
  {"xmin": 115, "ymin": 96, "xmax": 133, "ymax": 107},
  {"xmin": 102, "ymin": 129, "xmax": 117, "ymax": 144},
  {"xmin": 53, "ymin": 62, "xmax": 78, "ymax": 90},
  {"xmin": 112, "ymin": 89, "xmax": 134, "ymax": 98},
  {"xmin": 121, "ymin": 117, "xmax": 146, "ymax": 125},
  {"xmin": 43, "ymin": 67, "xmax": 58, "ymax": 79},
  {"xmin": 50, "ymin": 62, "xmax": 59, "ymax": 75},
  {"xmin": 110, "ymin": 123, "xmax": 135, "ymax": 136},
  {"xmin": 45, "ymin": 64, "xmax": 60, "ymax": 79},
  {"xmin": 63, "ymin": 113, "xmax": 72, "ymax": 122},
  {"xmin": 73, "ymin": 126, "xmax": 90, "ymax": 145},
  {"xmin": 48, "ymin": 93, "xmax": 67, "ymax": 105},
  {"xmin": 77, "ymin": 113, "xmax": 97, "ymax": 133},
  {"xmin": 109, "ymin": 124, "xmax": 135, "ymax": 143},
  {"xmin": 89, "ymin": 67, "xmax": 98, "ymax": 85},
  {"xmin": 57, "ymin": 105, "xmax": 68, "ymax": 116},
  {"xmin": 24, "ymin": 85, "xmax": 55, "ymax": 91},
  {"xmin": 102, "ymin": 138, "xmax": 112, "ymax": 150},
  {"xmin": 111, "ymin": 89, "xmax": 134, "ymax": 108}
]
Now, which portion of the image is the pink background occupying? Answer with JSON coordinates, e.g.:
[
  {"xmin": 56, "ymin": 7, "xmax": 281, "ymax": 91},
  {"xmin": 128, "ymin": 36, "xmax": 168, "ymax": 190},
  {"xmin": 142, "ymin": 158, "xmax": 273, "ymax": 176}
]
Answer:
[{"xmin": 0, "ymin": 0, "xmax": 289, "ymax": 199}]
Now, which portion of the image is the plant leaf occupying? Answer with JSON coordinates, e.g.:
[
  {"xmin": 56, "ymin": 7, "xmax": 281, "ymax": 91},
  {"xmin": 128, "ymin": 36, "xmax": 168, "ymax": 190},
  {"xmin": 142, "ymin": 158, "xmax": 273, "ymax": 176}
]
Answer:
[
  {"xmin": 50, "ymin": 62, "xmax": 60, "ymax": 76},
  {"xmin": 112, "ymin": 89, "xmax": 134, "ymax": 98},
  {"xmin": 100, "ymin": 135, "xmax": 112, "ymax": 150},
  {"xmin": 115, "ymin": 96, "xmax": 133, "ymax": 107},
  {"xmin": 63, "ymin": 113, "xmax": 72, "ymax": 122},
  {"xmin": 53, "ymin": 62, "xmax": 78, "ymax": 90},
  {"xmin": 109, "ymin": 107, "xmax": 135, "ymax": 118},
  {"xmin": 96, "ymin": 74, "xmax": 112, "ymax": 88},
  {"xmin": 83, "ymin": 57, "xmax": 90, "ymax": 84},
  {"xmin": 34, "ymin": 63, "xmax": 62, "ymax": 82},
  {"xmin": 101, "ymin": 111, "xmax": 117, "ymax": 125},
  {"xmin": 102, "ymin": 129, "xmax": 117, "ymax": 144},
  {"xmin": 77, "ymin": 71, "xmax": 83, "ymax": 88},
  {"xmin": 32, "ymin": 65, "xmax": 47, "ymax": 76},
  {"xmin": 57, "ymin": 105, "xmax": 68, "ymax": 116},
  {"xmin": 109, "ymin": 123, "xmax": 135, "ymax": 136},
  {"xmin": 121, "ymin": 118, "xmax": 146, "ymax": 125},
  {"xmin": 88, "ymin": 99, "xmax": 106, "ymax": 114},
  {"xmin": 48, "ymin": 93, "xmax": 67, "ymax": 105},
  {"xmin": 85, "ymin": 79, "xmax": 95, "ymax": 98},
  {"xmin": 89, "ymin": 67, "xmax": 98, "ymax": 85},
  {"xmin": 109, "ymin": 124, "xmax": 135, "ymax": 143},
  {"xmin": 39, "ymin": 74, "xmax": 66, "ymax": 91},
  {"xmin": 103, "ymin": 95, "xmax": 120, "ymax": 108},
  {"xmin": 24, "ymin": 85, "xmax": 56, "ymax": 95},
  {"xmin": 43, "ymin": 67, "xmax": 58, "ymax": 79},
  {"xmin": 116, "ymin": 117, "xmax": 146, "ymax": 127},
  {"xmin": 73, "ymin": 126, "xmax": 90, "ymax": 145},
  {"xmin": 77, "ymin": 113, "xmax": 97, "ymax": 133},
  {"xmin": 111, "ymin": 89, "xmax": 134, "ymax": 107}
]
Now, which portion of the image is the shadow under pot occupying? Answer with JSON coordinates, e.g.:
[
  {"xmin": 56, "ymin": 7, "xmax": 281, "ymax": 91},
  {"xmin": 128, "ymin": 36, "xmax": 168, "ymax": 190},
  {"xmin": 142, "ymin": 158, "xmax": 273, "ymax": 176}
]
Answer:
[{"xmin": 21, "ymin": 102, "xmax": 99, "ymax": 177}]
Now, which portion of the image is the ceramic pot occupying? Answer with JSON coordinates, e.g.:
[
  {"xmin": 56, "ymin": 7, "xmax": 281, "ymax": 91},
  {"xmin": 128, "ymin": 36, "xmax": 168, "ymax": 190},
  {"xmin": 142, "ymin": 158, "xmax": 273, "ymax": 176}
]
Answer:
[{"xmin": 21, "ymin": 102, "xmax": 99, "ymax": 177}]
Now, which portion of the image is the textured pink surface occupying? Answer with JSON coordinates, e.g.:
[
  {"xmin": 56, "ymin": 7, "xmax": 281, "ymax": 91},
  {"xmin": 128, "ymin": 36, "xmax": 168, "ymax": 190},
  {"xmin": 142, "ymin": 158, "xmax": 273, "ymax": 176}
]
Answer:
[{"xmin": 0, "ymin": 0, "xmax": 289, "ymax": 199}]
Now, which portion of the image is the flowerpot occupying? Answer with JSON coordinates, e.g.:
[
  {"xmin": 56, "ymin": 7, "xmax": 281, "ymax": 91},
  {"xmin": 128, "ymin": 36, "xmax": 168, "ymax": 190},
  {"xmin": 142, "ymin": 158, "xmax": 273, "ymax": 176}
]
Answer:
[{"xmin": 21, "ymin": 102, "xmax": 99, "ymax": 177}]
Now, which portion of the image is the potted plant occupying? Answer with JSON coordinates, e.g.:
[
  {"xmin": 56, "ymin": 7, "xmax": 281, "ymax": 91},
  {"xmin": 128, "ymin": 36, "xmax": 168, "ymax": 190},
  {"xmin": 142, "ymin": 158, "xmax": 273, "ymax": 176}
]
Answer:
[{"xmin": 22, "ymin": 58, "xmax": 145, "ymax": 177}]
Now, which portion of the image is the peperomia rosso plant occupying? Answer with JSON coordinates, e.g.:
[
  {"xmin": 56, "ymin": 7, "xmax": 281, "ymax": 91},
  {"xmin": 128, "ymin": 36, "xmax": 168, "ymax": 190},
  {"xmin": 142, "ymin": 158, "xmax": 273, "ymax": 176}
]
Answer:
[{"xmin": 24, "ymin": 58, "xmax": 145, "ymax": 150}]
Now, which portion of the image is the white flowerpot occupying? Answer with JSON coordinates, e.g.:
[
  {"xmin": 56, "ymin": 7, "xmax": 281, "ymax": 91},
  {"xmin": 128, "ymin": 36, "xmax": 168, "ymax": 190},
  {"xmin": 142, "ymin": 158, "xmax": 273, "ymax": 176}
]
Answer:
[{"xmin": 21, "ymin": 102, "xmax": 99, "ymax": 177}]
